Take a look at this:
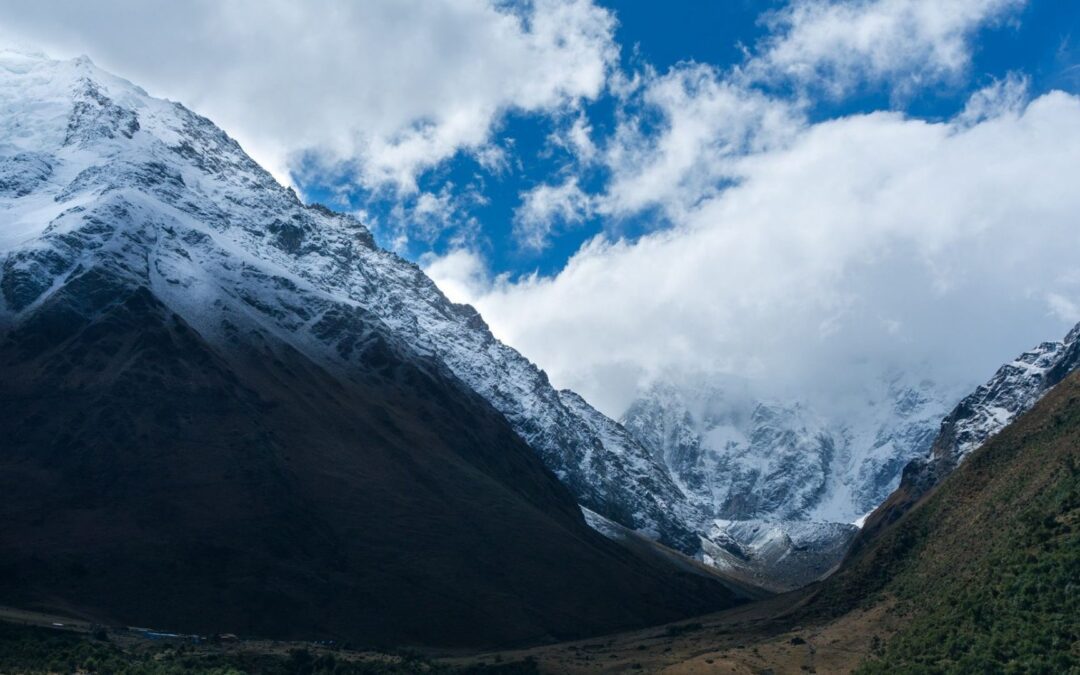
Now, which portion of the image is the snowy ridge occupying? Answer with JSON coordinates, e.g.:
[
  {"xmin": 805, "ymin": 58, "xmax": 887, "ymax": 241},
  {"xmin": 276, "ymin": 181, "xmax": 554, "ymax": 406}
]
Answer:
[
  {"xmin": 921, "ymin": 322, "xmax": 1080, "ymax": 477},
  {"xmin": 0, "ymin": 51, "xmax": 702, "ymax": 553},
  {"xmin": 699, "ymin": 519, "xmax": 858, "ymax": 593},
  {"xmin": 14, "ymin": 52, "xmax": 1062, "ymax": 593},
  {"xmin": 621, "ymin": 375, "xmax": 951, "ymax": 521}
]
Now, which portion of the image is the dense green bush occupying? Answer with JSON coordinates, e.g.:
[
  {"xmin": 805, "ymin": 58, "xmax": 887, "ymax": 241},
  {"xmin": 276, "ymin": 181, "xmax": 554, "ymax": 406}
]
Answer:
[{"xmin": 858, "ymin": 461, "xmax": 1079, "ymax": 674}]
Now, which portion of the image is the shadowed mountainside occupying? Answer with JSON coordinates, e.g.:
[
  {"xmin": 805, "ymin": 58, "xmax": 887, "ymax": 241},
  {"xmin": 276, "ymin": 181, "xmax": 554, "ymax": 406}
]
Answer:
[
  {"xmin": 0, "ymin": 266, "xmax": 737, "ymax": 650},
  {"xmin": 0, "ymin": 50, "xmax": 747, "ymax": 651}
]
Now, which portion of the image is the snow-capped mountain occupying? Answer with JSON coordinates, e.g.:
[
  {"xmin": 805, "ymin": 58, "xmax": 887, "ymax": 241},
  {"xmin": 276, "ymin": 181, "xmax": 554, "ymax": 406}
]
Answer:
[
  {"xmin": 0, "ymin": 51, "xmax": 705, "ymax": 556},
  {"xmin": 619, "ymin": 373, "xmax": 953, "ymax": 588},
  {"xmin": 903, "ymin": 322, "xmax": 1080, "ymax": 494},
  {"xmin": 699, "ymin": 519, "xmax": 860, "ymax": 593},
  {"xmin": 14, "ymin": 50, "xmax": 1069, "ymax": 598},
  {"xmin": 852, "ymin": 320, "xmax": 1080, "ymax": 571},
  {"xmin": 0, "ymin": 50, "xmax": 746, "ymax": 642}
]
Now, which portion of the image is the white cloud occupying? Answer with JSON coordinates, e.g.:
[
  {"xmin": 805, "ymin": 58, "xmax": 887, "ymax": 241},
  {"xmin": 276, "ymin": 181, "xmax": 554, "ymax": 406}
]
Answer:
[
  {"xmin": 955, "ymin": 71, "xmax": 1030, "ymax": 126},
  {"xmin": 11, "ymin": 0, "xmax": 1076, "ymax": 426},
  {"xmin": 426, "ymin": 0, "xmax": 1059, "ymax": 417},
  {"xmin": 421, "ymin": 248, "xmax": 494, "ymax": 307},
  {"xmin": 748, "ymin": 0, "xmax": 1026, "ymax": 97},
  {"xmin": 428, "ymin": 91, "xmax": 1080, "ymax": 415},
  {"xmin": 381, "ymin": 182, "xmax": 486, "ymax": 249},
  {"xmin": 587, "ymin": 0, "xmax": 1028, "ymax": 230},
  {"xmin": 598, "ymin": 63, "xmax": 803, "ymax": 221},
  {"xmin": 473, "ymin": 142, "xmax": 511, "ymax": 175},
  {"xmin": 1047, "ymin": 293, "xmax": 1080, "ymax": 324},
  {"xmin": 547, "ymin": 113, "xmax": 598, "ymax": 163},
  {"xmin": 513, "ymin": 178, "xmax": 592, "ymax": 250},
  {"xmin": 0, "ymin": 0, "xmax": 617, "ymax": 190}
]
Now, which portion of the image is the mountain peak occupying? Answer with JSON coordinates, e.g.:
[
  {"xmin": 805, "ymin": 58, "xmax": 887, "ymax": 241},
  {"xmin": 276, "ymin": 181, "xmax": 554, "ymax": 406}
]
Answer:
[
  {"xmin": 0, "ymin": 52, "xmax": 719, "ymax": 584},
  {"xmin": 0, "ymin": 52, "xmax": 739, "ymax": 645}
]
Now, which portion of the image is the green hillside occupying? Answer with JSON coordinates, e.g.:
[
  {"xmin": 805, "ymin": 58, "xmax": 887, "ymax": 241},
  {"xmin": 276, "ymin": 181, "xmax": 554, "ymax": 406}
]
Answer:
[{"xmin": 816, "ymin": 370, "xmax": 1080, "ymax": 673}]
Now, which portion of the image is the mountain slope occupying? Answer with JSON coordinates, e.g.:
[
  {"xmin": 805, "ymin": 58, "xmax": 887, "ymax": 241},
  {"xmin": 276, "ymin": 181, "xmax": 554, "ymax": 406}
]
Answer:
[
  {"xmin": 0, "ymin": 49, "xmax": 708, "ymax": 556},
  {"xmin": 919, "ymin": 323, "xmax": 1080, "ymax": 482},
  {"xmin": 808, "ymin": 368, "xmax": 1080, "ymax": 672},
  {"xmin": 455, "ymin": 358, "xmax": 1080, "ymax": 673},
  {"xmin": 616, "ymin": 321, "xmax": 1079, "ymax": 591},
  {"xmin": 622, "ymin": 375, "xmax": 951, "ymax": 524},
  {"xmin": 860, "ymin": 320, "xmax": 1080, "ymax": 543},
  {"xmin": 0, "ymin": 51, "xmax": 737, "ymax": 647}
]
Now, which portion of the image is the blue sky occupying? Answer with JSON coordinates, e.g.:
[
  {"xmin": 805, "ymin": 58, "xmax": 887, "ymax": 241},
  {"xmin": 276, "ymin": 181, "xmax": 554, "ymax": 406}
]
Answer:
[{"xmin": 296, "ymin": 0, "xmax": 1080, "ymax": 280}]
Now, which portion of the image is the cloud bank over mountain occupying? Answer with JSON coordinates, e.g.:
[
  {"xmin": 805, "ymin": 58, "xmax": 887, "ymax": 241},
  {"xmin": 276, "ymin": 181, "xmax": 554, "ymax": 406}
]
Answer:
[
  {"xmin": 429, "ymin": 84, "xmax": 1080, "ymax": 414},
  {"xmin": 422, "ymin": 0, "xmax": 1080, "ymax": 415}
]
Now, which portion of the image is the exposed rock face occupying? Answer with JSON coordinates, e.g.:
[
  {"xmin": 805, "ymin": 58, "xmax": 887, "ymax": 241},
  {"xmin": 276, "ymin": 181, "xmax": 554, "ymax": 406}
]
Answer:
[
  {"xmin": 620, "ymin": 324, "xmax": 1080, "ymax": 589},
  {"xmin": 902, "ymin": 323, "xmax": 1080, "ymax": 496},
  {"xmin": 13, "ymin": 49, "xmax": 1070, "ymax": 602},
  {"xmin": 619, "ymin": 374, "xmax": 952, "ymax": 589},
  {"xmin": 700, "ymin": 520, "xmax": 860, "ymax": 593},
  {"xmin": 852, "ymin": 321, "xmax": 1080, "ymax": 556},
  {"xmin": 0, "ymin": 50, "xmax": 952, "ymax": 595},
  {"xmin": 0, "ymin": 51, "xmax": 738, "ymax": 646}
]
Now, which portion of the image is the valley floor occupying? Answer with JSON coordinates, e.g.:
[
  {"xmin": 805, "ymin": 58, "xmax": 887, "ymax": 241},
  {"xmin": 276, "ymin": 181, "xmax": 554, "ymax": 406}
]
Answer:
[
  {"xmin": 0, "ymin": 606, "xmax": 535, "ymax": 674},
  {"xmin": 441, "ymin": 590, "xmax": 902, "ymax": 674},
  {"xmin": 0, "ymin": 594, "xmax": 900, "ymax": 675},
  {"xmin": 3, "ymin": 367, "xmax": 1077, "ymax": 674}
]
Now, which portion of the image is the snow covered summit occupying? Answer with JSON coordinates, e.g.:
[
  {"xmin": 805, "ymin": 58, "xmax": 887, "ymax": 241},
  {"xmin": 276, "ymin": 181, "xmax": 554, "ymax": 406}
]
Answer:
[{"xmin": 0, "ymin": 50, "xmax": 707, "ymax": 558}]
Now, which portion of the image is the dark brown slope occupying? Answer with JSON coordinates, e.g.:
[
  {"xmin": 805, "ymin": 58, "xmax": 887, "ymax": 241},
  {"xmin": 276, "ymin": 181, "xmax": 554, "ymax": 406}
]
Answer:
[{"xmin": 0, "ymin": 269, "xmax": 737, "ymax": 650}]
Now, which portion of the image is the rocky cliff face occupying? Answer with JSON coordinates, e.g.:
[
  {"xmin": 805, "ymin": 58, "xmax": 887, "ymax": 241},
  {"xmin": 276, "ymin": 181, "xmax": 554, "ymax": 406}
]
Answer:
[
  {"xmin": 618, "ymin": 323, "xmax": 1080, "ymax": 589},
  {"xmin": 12, "ymin": 50, "xmax": 1068, "ymax": 599},
  {"xmin": 901, "ymin": 323, "xmax": 1080, "ymax": 496},
  {"xmin": 851, "ymin": 320, "xmax": 1080, "ymax": 558}
]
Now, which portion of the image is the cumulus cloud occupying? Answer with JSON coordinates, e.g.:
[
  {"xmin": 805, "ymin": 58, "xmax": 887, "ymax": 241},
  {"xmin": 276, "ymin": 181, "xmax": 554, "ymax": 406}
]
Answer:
[
  {"xmin": 9, "ymin": 0, "xmax": 1074, "ymax": 424},
  {"xmin": 0, "ymin": 0, "xmax": 617, "ymax": 190},
  {"xmin": 381, "ymin": 183, "xmax": 485, "ymax": 251},
  {"xmin": 598, "ymin": 63, "xmax": 803, "ymax": 221},
  {"xmin": 955, "ymin": 71, "xmax": 1030, "ymax": 126},
  {"xmin": 513, "ymin": 178, "xmax": 592, "ymax": 251},
  {"xmin": 423, "ymin": 0, "xmax": 1064, "ymax": 416},
  {"xmin": 547, "ymin": 113, "xmax": 598, "ymax": 164},
  {"xmin": 748, "ymin": 0, "xmax": 1025, "ymax": 97},
  {"xmin": 427, "ymin": 90, "xmax": 1080, "ymax": 415},
  {"xmin": 592, "ymin": 0, "xmax": 1029, "ymax": 226},
  {"xmin": 420, "ymin": 248, "xmax": 496, "ymax": 308}
]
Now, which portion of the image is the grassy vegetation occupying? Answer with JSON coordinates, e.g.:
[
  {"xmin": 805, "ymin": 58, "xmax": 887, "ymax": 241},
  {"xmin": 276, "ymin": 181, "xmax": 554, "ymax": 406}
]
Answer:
[
  {"xmin": 817, "ymin": 373, "xmax": 1080, "ymax": 674},
  {"xmin": 0, "ymin": 622, "xmax": 539, "ymax": 675},
  {"xmin": 859, "ymin": 466, "xmax": 1078, "ymax": 673}
]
